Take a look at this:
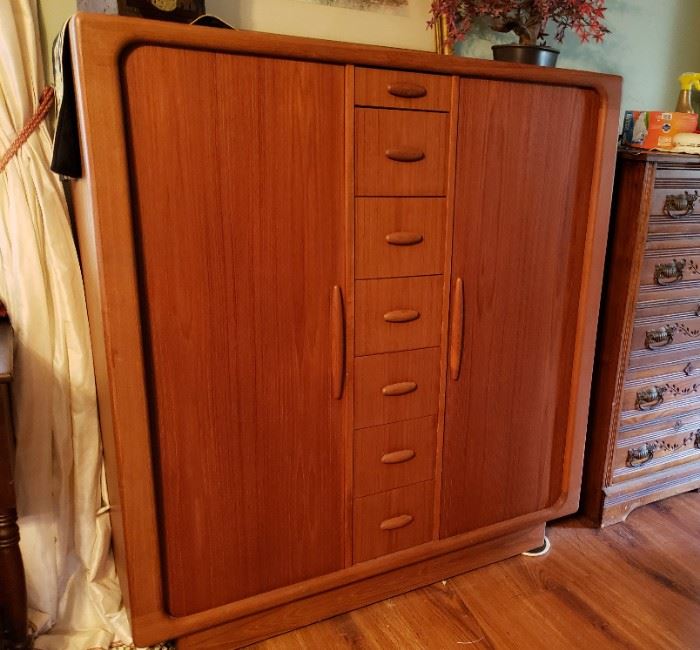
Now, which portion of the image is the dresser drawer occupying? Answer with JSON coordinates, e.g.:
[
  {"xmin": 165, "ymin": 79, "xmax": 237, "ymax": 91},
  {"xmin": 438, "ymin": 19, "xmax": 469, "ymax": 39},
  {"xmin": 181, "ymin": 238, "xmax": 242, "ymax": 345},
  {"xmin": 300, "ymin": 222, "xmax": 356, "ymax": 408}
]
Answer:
[
  {"xmin": 620, "ymin": 362, "xmax": 700, "ymax": 427},
  {"xmin": 353, "ymin": 480, "xmax": 434, "ymax": 563},
  {"xmin": 638, "ymin": 249, "xmax": 700, "ymax": 299},
  {"xmin": 355, "ymin": 67, "xmax": 451, "ymax": 112},
  {"xmin": 630, "ymin": 313, "xmax": 700, "ymax": 356},
  {"xmin": 354, "ymin": 347, "xmax": 440, "ymax": 428},
  {"xmin": 355, "ymin": 198, "xmax": 446, "ymax": 279},
  {"xmin": 611, "ymin": 427, "xmax": 700, "ymax": 484},
  {"xmin": 354, "ymin": 416, "xmax": 436, "ymax": 498},
  {"xmin": 618, "ymin": 405, "xmax": 700, "ymax": 441},
  {"xmin": 648, "ymin": 187, "xmax": 700, "ymax": 237},
  {"xmin": 355, "ymin": 276, "xmax": 443, "ymax": 355},
  {"xmin": 355, "ymin": 108, "xmax": 448, "ymax": 197}
]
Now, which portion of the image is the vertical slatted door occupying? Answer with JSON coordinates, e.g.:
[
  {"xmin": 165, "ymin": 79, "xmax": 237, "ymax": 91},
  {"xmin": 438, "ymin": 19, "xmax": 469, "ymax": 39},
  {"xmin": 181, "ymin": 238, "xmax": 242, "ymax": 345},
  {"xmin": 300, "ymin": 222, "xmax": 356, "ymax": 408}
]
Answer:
[
  {"xmin": 441, "ymin": 78, "xmax": 598, "ymax": 537},
  {"xmin": 122, "ymin": 47, "xmax": 347, "ymax": 615}
]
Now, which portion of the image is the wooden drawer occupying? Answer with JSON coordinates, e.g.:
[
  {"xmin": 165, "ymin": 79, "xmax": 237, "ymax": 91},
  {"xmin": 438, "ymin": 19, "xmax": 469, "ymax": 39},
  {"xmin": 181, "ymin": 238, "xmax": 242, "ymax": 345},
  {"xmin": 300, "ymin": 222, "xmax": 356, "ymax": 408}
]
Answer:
[
  {"xmin": 353, "ymin": 480, "xmax": 434, "ymax": 563},
  {"xmin": 634, "ymin": 294, "xmax": 700, "ymax": 319},
  {"xmin": 630, "ymin": 313, "xmax": 700, "ymax": 356},
  {"xmin": 354, "ymin": 347, "xmax": 440, "ymax": 429},
  {"xmin": 638, "ymin": 248, "xmax": 700, "ymax": 299},
  {"xmin": 650, "ymin": 186, "xmax": 700, "ymax": 217},
  {"xmin": 355, "ymin": 67, "xmax": 451, "ymax": 112},
  {"xmin": 355, "ymin": 198, "xmax": 446, "ymax": 279},
  {"xmin": 620, "ymin": 359, "xmax": 700, "ymax": 427},
  {"xmin": 353, "ymin": 416, "xmax": 436, "ymax": 498},
  {"xmin": 355, "ymin": 276, "xmax": 443, "ymax": 356},
  {"xmin": 355, "ymin": 108, "xmax": 448, "ymax": 197},
  {"xmin": 611, "ymin": 426, "xmax": 700, "ymax": 484},
  {"xmin": 648, "ymin": 186, "xmax": 700, "ymax": 237},
  {"xmin": 618, "ymin": 405, "xmax": 700, "ymax": 441}
]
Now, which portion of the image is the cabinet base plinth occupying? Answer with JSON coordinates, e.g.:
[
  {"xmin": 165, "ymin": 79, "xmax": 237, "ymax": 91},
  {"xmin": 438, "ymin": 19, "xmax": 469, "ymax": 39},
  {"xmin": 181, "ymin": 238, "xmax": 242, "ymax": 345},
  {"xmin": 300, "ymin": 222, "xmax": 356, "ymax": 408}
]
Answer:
[
  {"xmin": 599, "ymin": 461, "xmax": 700, "ymax": 527},
  {"xmin": 175, "ymin": 523, "xmax": 543, "ymax": 650}
]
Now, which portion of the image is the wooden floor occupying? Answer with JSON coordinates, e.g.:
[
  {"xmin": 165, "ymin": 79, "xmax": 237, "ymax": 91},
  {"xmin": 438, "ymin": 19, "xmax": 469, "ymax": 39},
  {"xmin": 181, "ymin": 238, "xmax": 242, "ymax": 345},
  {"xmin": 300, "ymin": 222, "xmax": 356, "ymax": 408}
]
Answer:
[{"xmin": 249, "ymin": 492, "xmax": 700, "ymax": 649}]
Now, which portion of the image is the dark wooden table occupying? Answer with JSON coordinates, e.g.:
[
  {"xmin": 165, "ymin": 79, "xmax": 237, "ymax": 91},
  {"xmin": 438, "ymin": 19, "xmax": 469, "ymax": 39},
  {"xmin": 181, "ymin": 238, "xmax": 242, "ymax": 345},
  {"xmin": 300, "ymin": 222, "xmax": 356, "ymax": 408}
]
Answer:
[{"xmin": 0, "ymin": 320, "xmax": 28, "ymax": 649}]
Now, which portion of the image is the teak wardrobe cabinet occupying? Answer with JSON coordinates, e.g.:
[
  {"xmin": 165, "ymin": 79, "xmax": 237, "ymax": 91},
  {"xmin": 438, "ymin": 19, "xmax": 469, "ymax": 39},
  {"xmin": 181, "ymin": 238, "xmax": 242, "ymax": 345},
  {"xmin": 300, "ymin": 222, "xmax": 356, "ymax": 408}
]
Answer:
[{"xmin": 68, "ymin": 13, "xmax": 620, "ymax": 648}]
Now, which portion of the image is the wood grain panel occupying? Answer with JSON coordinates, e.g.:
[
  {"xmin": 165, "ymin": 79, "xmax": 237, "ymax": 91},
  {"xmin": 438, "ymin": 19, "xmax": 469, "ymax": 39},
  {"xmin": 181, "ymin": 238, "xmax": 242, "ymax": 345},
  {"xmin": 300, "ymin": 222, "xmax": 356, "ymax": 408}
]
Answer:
[
  {"xmin": 355, "ymin": 198, "xmax": 446, "ymax": 279},
  {"xmin": 355, "ymin": 276, "xmax": 443, "ymax": 355},
  {"xmin": 355, "ymin": 108, "xmax": 448, "ymax": 196},
  {"xmin": 354, "ymin": 348, "xmax": 440, "ymax": 429},
  {"xmin": 354, "ymin": 67, "xmax": 451, "ymax": 112},
  {"xmin": 353, "ymin": 481, "xmax": 434, "ymax": 563},
  {"xmin": 123, "ymin": 47, "xmax": 346, "ymax": 616},
  {"xmin": 441, "ymin": 79, "xmax": 598, "ymax": 537},
  {"xmin": 354, "ymin": 416, "xmax": 437, "ymax": 497}
]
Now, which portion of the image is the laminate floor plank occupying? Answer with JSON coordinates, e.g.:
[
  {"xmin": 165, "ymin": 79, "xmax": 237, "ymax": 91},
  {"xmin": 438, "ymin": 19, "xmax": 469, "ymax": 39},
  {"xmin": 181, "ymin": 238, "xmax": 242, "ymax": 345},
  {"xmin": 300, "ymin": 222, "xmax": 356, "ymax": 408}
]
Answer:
[{"xmin": 247, "ymin": 493, "xmax": 700, "ymax": 649}]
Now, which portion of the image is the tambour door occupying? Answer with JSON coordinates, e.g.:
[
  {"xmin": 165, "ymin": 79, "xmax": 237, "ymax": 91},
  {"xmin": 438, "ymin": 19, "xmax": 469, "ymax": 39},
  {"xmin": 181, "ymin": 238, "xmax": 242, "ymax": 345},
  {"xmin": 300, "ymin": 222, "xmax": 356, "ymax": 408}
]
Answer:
[
  {"xmin": 122, "ymin": 47, "xmax": 346, "ymax": 615},
  {"xmin": 440, "ymin": 78, "xmax": 598, "ymax": 537}
]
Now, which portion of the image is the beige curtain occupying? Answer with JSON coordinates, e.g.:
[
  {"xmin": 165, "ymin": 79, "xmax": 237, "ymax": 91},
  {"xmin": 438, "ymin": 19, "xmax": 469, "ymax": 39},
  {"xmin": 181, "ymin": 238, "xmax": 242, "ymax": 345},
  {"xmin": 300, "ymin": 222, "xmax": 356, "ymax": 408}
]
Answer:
[{"xmin": 0, "ymin": 1, "xmax": 133, "ymax": 647}]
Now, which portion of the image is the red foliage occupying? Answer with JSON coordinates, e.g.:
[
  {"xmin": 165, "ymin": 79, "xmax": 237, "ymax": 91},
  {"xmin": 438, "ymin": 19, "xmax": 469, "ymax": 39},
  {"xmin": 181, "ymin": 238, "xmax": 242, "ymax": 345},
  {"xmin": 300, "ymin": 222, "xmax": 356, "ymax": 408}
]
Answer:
[{"xmin": 429, "ymin": 0, "xmax": 609, "ymax": 46}]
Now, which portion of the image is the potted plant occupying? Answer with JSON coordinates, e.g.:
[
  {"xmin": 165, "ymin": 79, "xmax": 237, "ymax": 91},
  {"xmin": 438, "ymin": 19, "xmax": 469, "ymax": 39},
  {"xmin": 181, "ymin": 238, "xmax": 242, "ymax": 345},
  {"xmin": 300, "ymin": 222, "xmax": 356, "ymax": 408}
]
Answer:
[{"xmin": 429, "ymin": 0, "xmax": 609, "ymax": 67}]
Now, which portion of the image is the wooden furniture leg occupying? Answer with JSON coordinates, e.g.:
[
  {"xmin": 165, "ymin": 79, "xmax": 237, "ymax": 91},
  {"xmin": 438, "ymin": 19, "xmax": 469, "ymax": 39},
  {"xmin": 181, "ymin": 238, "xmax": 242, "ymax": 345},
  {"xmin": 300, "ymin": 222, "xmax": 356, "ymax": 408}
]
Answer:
[{"xmin": 0, "ymin": 321, "xmax": 28, "ymax": 649}]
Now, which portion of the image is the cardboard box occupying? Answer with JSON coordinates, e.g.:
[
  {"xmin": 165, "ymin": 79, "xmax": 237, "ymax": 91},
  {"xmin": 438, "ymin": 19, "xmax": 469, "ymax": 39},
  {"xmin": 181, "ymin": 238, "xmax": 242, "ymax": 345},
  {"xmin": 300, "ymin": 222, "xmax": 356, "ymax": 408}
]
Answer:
[{"xmin": 621, "ymin": 111, "xmax": 698, "ymax": 150}]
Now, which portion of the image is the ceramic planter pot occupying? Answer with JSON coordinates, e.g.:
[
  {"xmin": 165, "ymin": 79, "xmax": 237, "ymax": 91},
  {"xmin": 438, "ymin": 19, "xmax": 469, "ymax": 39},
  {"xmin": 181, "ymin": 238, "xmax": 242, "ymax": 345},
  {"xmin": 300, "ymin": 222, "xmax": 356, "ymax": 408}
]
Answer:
[{"xmin": 491, "ymin": 44, "xmax": 560, "ymax": 67}]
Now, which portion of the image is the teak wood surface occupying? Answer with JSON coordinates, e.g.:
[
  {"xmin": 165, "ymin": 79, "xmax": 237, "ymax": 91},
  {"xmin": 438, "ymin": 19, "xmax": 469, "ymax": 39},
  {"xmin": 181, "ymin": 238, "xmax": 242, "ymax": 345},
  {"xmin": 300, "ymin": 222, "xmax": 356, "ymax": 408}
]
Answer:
[
  {"xmin": 122, "ymin": 47, "xmax": 347, "ymax": 616},
  {"xmin": 68, "ymin": 12, "xmax": 621, "ymax": 646},
  {"xmin": 441, "ymin": 78, "xmax": 598, "ymax": 536}
]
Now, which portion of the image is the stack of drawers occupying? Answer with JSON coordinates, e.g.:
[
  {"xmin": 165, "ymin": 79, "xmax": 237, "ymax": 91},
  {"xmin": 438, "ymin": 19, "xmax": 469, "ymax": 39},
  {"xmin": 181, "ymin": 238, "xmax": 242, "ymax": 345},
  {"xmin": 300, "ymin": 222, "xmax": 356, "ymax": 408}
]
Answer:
[
  {"xmin": 351, "ymin": 68, "xmax": 452, "ymax": 562},
  {"xmin": 586, "ymin": 151, "xmax": 700, "ymax": 525}
]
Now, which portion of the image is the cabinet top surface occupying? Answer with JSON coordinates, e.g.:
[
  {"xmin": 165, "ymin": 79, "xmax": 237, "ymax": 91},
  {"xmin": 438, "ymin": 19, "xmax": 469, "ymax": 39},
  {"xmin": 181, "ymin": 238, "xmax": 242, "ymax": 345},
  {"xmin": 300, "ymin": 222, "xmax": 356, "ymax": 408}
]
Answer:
[
  {"xmin": 70, "ymin": 12, "xmax": 621, "ymax": 94},
  {"xmin": 618, "ymin": 146, "xmax": 700, "ymax": 165}
]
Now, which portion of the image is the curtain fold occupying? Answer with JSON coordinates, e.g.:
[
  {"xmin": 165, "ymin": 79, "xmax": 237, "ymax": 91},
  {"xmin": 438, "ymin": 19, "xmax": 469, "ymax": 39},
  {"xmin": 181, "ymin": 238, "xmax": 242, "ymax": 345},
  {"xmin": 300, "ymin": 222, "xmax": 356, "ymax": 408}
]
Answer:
[{"xmin": 0, "ymin": 1, "xmax": 132, "ymax": 647}]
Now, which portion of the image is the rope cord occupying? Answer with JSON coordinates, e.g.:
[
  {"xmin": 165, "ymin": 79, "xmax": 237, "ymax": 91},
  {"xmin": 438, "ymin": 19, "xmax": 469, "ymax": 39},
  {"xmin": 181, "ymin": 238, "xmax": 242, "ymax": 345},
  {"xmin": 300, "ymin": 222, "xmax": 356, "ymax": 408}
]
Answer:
[{"xmin": 0, "ymin": 86, "xmax": 55, "ymax": 174}]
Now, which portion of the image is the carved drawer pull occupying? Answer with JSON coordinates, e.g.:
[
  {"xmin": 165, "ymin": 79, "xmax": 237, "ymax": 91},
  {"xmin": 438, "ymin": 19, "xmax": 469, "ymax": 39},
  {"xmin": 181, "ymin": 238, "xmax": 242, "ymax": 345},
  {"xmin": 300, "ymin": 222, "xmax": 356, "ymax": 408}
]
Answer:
[
  {"xmin": 645, "ymin": 325, "xmax": 675, "ymax": 350},
  {"xmin": 385, "ymin": 147, "xmax": 425, "ymax": 163},
  {"xmin": 695, "ymin": 305, "xmax": 700, "ymax": 317},
  {"xmin": 654, "ymin": 260, "xmax": 685, "ymax": 285},
  {"xmin": 663, "ymin": 191, "xmax": 699, "ymax": 218},
  {"xmin": 380, "ymin": 514, "xmax": 414, "ymax": 531},
  {"xmin": 382, "ymin": 381, "xmax": 417, "ymax": 396},
  {"xmin": 381, "ymin": 449, "xmax": 416, "ymax": 464},
  {"xmin": 384, "ymin": 309, "xmax": 420, "ymax": 323},
  {"xmin": 331, "ymin": 286, "xmax": 345, "ymax": 399},
  {"xmin": 387, "ymin": 82, "xmax": 427, "ymax": 99},
  {"xmin": 627, "ymin": 444, "xmax": 654, "ymax": 467},
  {"xmin": 385, "ymin": 231, "xmax": 424, "ymax": 246},
  {"xmin": 684, "ymin": 362, "xmax": 695, "ymax": 376},
  {"xmin": 635, "ymin": 386, "xmax": 667, "ymax": 411}
]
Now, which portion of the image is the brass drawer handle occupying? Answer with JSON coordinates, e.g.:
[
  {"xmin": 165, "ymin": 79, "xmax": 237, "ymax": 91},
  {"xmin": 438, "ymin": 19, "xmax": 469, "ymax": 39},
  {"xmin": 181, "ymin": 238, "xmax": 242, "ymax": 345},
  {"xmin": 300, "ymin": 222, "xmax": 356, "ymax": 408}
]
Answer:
[
  {"xmin": 627, "ymin": 444, "xmax": 654, "ymax": 467},
  {"xmin": 380, "ymin": 514, "xmax": 414, "ymax": 531},
  {"xmin": 684, "ymin": 362, "xmax": 695, "ymax": 376},
  {"xmin": 635, "ymin": 386, "xmax": 667, "ymax": 411},
  {"xmin": 663, "ymin": 191, "xmax": 699, "ymax": 218},
  {"xmin": 385, "ymin": 147, "xmax": 425, "ymax": 163},
  {"xmin": 385, "ymin": 231, "xmax": 424, "ymax": 246},
  {"xmin": 384, "ymin": 309, "xmax": 420, "ymax": 323},
  {"xmin": 644, "ymin": 325, "xmax": 675, "ymax": 350},
  {"xmin": 387, "ymin": 82, "xmax": 427, "ymax": 99},
  {"xmin": 382, "ymin": 381, "xmax": 417, "ymax": 396},
  {"xmin": 380, "ymin": 449, "xmax": 416, "ymax": 464},
  {"xmin": 654, "ymin": 260, "xmax": 685, "ymax": 285}
]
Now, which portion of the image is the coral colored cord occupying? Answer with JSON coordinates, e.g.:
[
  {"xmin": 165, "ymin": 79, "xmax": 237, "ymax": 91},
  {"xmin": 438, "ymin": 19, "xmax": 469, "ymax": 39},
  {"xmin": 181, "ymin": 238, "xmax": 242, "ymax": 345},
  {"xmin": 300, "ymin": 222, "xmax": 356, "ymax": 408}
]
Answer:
[{"xmin": 0, "ymin": 86, "xmax": 55, "ymax": 174}]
